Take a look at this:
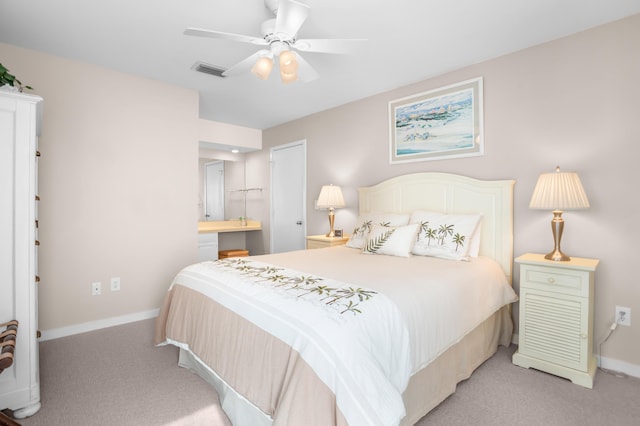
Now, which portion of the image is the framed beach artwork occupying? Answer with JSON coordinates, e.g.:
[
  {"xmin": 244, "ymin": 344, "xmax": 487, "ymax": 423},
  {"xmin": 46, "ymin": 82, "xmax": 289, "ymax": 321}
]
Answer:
[{"xmin": 389, "ymin": 77, "xmax": 483, "ymax": 164}]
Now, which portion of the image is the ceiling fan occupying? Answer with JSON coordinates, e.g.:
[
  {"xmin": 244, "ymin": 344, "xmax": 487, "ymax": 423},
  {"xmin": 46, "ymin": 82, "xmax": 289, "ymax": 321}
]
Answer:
[{"xmin": 185, "ymin": 0, "xmax": 366, "ymax": 83}]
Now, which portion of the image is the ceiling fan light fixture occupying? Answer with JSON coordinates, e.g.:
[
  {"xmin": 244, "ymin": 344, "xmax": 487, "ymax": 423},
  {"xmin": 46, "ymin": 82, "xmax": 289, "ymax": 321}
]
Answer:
[
  {"xmin": 280, "ymin": 70, "xmax": 298, "ymax": 84},
  {"xmin": 279, "ymin": 50, "xmax": 298, "ymax": 83},
  {"xmin": 186, "ymin": 0, "xmax": 365, "ymax": 84},
  {"xmin": 251, "ymin": 56, "xmax": 274, "ymax": 80},
  {"xmin": 279, "ymin": 50, "xmax": 299, "ymax": 75}
]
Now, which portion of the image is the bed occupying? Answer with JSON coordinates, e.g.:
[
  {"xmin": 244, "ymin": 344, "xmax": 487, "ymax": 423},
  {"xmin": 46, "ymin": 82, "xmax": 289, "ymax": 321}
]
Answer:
[{"xmin": 155, "ymin": 172, "xmax": 517, "ymax": 426}]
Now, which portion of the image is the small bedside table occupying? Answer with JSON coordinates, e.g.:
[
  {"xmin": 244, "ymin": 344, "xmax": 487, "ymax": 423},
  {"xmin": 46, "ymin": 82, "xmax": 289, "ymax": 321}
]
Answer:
[
  {"xmin": 512, "ymin": 253, "xmax": 599, "ymax": 388},
  {"xmin": 306, "ymin": 234, "xmax": 350, "ymax": 249}
]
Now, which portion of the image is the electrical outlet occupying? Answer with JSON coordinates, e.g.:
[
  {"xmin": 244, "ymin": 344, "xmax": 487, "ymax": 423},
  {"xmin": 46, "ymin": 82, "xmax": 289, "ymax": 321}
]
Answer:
[
  {"xmin": 615, "ymin": 306, "xmax": 631, "ymax": 326},
  {"xmin": 92, "ymin": 281, "xmax": 101, "ymax": 296},
  {"xmin": 110, "ymin": 277, "xmax": 121, "ymax": 292}
]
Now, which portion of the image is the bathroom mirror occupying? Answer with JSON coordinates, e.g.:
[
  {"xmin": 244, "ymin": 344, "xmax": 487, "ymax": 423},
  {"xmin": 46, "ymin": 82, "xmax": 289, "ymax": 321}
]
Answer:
[
  {"xmin": 198, "ymin": 156, "xmax": 248, "ymax": 222},
  {"xmin": 203, "ymin": 160, "xmax": 224, "ymax": 221}
]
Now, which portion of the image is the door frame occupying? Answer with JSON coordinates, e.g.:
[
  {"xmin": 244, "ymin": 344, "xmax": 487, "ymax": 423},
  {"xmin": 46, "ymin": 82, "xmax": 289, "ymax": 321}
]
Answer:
[{"xmin": 269, "ymin": 140, "xmax": 307, "ymax": 253}]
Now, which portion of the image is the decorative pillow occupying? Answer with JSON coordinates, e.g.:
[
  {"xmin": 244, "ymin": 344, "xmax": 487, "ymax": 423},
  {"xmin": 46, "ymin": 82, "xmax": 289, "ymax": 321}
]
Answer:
[
  {"xmin": 362, "ymin": 223, "xmax": 420, "ymax": 257},
  {"xmin": 410, "ymin": 211, "xmax": 482, "ymax": 261},
  {"xmin": 346, "ymin": 212, "xmax": 411, "ymax": 249}
]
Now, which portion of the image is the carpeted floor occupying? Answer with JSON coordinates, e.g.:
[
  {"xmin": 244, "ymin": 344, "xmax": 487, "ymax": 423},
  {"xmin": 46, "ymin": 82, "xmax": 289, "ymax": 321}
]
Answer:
[
  {"xmin": 11, "ymin": 318, "xmax": 640, "ymax": 425},
  {"xmin": 16, "ymin": 319, "xmax": 231, "ymax": 426},
  {"xmin": 417, "ymin": 345, "xmax": 640, "ymax": 426}
]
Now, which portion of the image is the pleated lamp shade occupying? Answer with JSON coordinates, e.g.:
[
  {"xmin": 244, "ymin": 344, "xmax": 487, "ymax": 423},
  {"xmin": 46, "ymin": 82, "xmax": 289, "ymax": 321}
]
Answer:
[
  {"xmin": 529, "ymin": 167, "xmax": 590, "ymax": 210},
  {"xmin": 317, "ymin": 185, "xmax": 345, "ymax": 209}
]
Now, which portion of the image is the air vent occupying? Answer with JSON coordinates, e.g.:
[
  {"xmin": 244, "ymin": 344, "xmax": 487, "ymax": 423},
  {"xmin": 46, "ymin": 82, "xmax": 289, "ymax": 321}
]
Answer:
[{"xmin": 192, "ymin": 62, "xmax": 227, "ymax": 78}]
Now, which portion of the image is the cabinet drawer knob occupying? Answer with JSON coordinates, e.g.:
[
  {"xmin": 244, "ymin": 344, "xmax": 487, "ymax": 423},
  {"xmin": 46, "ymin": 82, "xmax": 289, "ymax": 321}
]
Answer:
[
  {"xmin": 547, "ymin": 277, "xmax": 555, "ymax": 284},
  {"xmin": 580, "ymin": 333, "xmax": 587, "ymax": 339}
]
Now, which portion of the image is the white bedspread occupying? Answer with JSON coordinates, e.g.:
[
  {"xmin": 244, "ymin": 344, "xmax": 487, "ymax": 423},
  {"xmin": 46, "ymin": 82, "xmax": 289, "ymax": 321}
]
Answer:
[
  {"xmin": 169, "ymin": 246, "xmax": 517, "ymax": 426},
  {"xmin": 252, "ymin": 246, "xmax": 518, "ymax": 373}
]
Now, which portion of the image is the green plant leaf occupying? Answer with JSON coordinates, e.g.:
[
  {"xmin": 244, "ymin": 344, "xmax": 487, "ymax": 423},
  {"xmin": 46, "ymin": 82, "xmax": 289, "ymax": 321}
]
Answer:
[
  {"xmin": 0, "ymin": 62, "xmax": 33, "ymax": 91},
  {"xmin": 364, "ymin": 229, "xmax": 395, "ymax": 253}
]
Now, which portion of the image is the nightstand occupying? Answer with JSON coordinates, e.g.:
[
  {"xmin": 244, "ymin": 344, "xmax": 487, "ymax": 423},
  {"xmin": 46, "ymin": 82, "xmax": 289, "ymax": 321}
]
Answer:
[
  {"xmin": 306, "ymin": 234, "xmax": 350, "ymax": 249},
  {"xmin": 512, "ymin": 253, "xmax": 599, "ymax": 388}
]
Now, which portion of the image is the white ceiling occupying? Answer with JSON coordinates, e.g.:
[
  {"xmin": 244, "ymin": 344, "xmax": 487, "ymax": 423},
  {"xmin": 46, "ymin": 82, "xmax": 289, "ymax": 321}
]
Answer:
[{"xmin": 1, "ymin": 0, "xmax": 639, "ymax": 130}]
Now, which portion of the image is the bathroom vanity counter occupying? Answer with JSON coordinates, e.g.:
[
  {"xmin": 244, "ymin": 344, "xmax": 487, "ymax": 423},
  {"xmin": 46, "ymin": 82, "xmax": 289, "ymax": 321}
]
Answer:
[{"xmin": 198, "ymin": 220, "xmax": 262, "ymax": 233}]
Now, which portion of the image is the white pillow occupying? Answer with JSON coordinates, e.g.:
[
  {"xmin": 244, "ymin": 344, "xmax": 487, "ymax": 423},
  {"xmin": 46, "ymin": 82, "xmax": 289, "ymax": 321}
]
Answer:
[
  {"xmin": 346, "ymin": 212, "xmax": 411, "ymax": 249},
  {"xmin": 410, "ymin": 211, "xmax": 482, "ymax": 261},
  {"xmin": 362, "ymin": 223, "xmax": 420, "ymax": 257}
]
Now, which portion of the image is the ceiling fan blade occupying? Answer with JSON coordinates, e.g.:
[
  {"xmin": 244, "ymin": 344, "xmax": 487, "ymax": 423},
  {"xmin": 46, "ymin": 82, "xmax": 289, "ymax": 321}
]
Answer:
[
  {"xmin": 293, "ymin": 38, "xmax": 367, "ymax": 54},
  {"xmin": 184, "ymin": 27, "xmax": 267, "ymax": 46},
  {"xmin": 274, "ymin": 0, "xmax": 310, "ymax": 37},
  {"xmin": 222, "ymin": 50, "xmax": 271, "ymax": 77},
  {"xmin": 295, "ymin": 53, "xmax": 319, "ymax": 82}
]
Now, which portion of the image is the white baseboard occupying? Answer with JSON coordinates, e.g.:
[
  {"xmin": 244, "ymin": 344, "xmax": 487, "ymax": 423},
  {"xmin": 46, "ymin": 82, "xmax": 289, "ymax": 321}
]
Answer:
[
  {"xmin": 599, "ymin": 356, "xmax": 640, "ymax": 379},
  {"xmin": 39, "ymin": 309, "xmax": 159, "ymax": 342},
  {"xmin": 511, "ymin": 332, "xmax": 640, "ymax": 379}
]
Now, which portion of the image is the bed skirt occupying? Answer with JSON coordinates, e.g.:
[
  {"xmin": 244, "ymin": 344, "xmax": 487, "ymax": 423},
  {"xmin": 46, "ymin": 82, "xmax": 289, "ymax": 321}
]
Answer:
[{"xmin": 401, "ymin": 305, "xmax": 512, "ymax": 425}]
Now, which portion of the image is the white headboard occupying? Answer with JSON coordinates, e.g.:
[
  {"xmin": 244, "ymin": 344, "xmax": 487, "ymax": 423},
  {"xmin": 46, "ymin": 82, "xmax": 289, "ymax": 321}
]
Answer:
[{"xmin": 358, "ymin": 173, "xmax": 515, "ymax": 284}]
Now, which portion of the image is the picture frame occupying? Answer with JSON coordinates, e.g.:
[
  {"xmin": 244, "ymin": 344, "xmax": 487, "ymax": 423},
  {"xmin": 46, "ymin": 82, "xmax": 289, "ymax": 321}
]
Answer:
[
  {"xmin": 333, "ymin": 229, "xmax": 343, "ymax": 238},
  {"xmin": 389, "ymin": 77, "xmax": 483, "ymax": 164}
]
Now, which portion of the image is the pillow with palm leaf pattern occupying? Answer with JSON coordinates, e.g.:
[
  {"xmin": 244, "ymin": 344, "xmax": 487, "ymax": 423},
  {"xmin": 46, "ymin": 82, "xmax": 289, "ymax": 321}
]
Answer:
[
  {"xmin": 346, "ymin": 212, "xmax": 411, "ymax": 249},
  {"xmin": 410, "ymin": 211, "xmax": 482, "ymax": 261},
  {"xmin": 362, "ymin": 223, "xmax": 420, "ymax": 257}
]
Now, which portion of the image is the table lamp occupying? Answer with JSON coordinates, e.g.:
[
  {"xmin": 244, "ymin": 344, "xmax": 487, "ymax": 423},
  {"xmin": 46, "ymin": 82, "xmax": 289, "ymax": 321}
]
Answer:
[
  {"xmin": 529, "ymin": 166, "xmax": 590, "ymax": 261},
  {"xmin": 316, "ymin": 184, "xmax": 345, "ymax": 237}
]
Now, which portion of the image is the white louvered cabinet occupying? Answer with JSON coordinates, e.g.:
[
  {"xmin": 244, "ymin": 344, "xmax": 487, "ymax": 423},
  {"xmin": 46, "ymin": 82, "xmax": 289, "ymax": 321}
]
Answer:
[
  {"xmin": 512, "ymin": 253, "xmax": 599, "ymax": 388},
  {"xmin": 0, "ymin": 90, "xmax": 42, "ymax": 417}
]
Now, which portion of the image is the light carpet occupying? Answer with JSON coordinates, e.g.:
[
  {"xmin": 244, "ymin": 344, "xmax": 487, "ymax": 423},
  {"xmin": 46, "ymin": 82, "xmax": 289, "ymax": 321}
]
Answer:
[{"xmin": 13, "ymin": 319, "xmax": 640, "ymax": 425}]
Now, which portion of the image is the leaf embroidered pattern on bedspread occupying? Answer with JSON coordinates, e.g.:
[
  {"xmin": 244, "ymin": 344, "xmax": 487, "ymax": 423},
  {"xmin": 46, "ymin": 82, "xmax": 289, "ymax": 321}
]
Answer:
[
  {"xmin": 216, "ymin": 257, "xmax": 377, "ymax": 316},
  {"xmin": 169, "ymin": 259, "xmax": 412, "ymax": 426}
]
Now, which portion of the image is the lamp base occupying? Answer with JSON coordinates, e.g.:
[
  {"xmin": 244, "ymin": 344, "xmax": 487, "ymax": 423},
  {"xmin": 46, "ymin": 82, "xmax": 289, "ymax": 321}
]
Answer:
[
  {"xmin": 325, "ymin": 208, "xmax": 336, "ymax": 238},
  {"xmin": 544, "ymin": 249, "xmax": 570, "ymax": 262},
  {"xmin": 546, "ymin": 210, "xmax": 571, "ymax": 262}
]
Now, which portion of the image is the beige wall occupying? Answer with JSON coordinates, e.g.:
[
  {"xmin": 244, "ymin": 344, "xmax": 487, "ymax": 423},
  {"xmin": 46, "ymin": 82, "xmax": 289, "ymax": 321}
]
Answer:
[
  {"xmin": 0, "ymin": 43, "xmax": 200, "ymax": 332},
  {"xmin": 248, "ymin": 15, "xmax": 640, "ymax": 369},
  {"xmin": 199, "ymin": 119, "xmax": 261, "ymax": 150}
]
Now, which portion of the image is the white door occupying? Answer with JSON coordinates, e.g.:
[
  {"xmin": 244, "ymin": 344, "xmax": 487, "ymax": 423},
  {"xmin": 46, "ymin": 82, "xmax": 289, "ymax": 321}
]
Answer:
[
  {"xmin": 204, "ymin": 161, "xmax": 224, "ymax": 221},
  {"xmin": 271, "ymin": 141, "xmax": 306, "ymax": 253}
]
